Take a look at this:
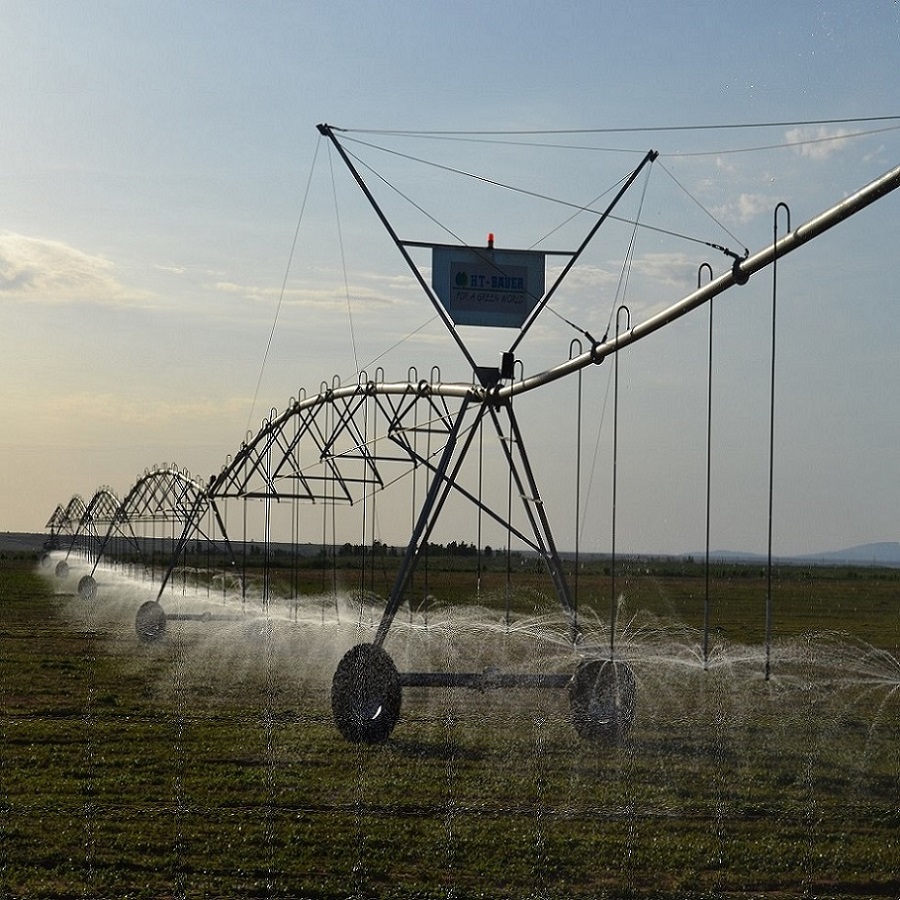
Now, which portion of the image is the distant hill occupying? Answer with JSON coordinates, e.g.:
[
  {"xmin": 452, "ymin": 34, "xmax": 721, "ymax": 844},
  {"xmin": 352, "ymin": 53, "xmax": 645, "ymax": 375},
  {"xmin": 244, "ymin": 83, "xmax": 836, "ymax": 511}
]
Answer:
[
  {"xmin": 704, "ymin": 542, "xmax": 900, "ymax": 567},
  {"xmin": 792, "ymin": 541, "xmax": 900, "ymax": 566},
  {"xmin": 4, "ymin": 531, "xmax": 900, "ymax": 568}
]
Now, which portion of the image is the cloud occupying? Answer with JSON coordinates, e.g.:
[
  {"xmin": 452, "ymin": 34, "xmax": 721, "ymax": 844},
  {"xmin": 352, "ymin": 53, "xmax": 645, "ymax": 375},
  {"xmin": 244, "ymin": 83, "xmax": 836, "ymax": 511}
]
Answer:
[
  {"xmin": 212, "ymin": 269, "xmax": 420, "ymax": 312},
  {"xmin": 715, "ymin": 156, "xmax": 739, "ymax": 175},
  {"xmin": 0, "ymin": 232, "xmax": 151, "ymax": 306},
  {"xmin": 560, "ymin": 254, "xmax": 699, "ymax": 297},
  {"xmin": 785, "ymin": 125, "xmax": 853, "ymax": 160},
  {"xmin": 55, "ymin": 391, "xmax": 250, "ymax": 427},
  {"xmin": 631, "ymin": 251, "xmax": 703, "ymax": 289},
  {"xmin": 548, "ymin": 263, "xmax": 620, "ymax": 292},
  {"xmin": 712, "ymin": 192, "xmax": 772, "ymax": 224}
]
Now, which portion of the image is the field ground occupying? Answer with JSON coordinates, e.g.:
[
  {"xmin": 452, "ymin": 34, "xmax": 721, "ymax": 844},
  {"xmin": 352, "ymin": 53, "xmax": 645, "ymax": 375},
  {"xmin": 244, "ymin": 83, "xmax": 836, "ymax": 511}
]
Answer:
[{"xmin": 2, "ymin": 552, "xmax": 899, "ymax": 898}]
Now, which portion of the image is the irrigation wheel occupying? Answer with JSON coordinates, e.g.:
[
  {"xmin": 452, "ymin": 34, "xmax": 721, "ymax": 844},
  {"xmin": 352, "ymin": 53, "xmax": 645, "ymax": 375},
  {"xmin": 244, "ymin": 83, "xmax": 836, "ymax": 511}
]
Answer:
[
  {"xmin": 569, "ymin": 658, "xmax": 636, "ymax": 743},
  {"xmin": 78, "ymin": 575, "xmax": 97, "ymax": 601},
  {"xmin": 331, "ymin": 643, "xmax": 402, "ymax": 744},
  {"xmin": 135, "ymin": 600, "xmax": 167, "ymax": 643},
  {"xmin": 55, "ymin": 560, "xmax": 69, "ymax": 579}
]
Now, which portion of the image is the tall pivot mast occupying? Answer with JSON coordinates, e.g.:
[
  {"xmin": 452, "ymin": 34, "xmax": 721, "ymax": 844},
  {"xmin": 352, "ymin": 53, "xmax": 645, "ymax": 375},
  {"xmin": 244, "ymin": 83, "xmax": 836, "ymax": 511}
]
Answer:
[{"xmin": 317, "ymin": 122, "xmax": 657, "ymax": 643}]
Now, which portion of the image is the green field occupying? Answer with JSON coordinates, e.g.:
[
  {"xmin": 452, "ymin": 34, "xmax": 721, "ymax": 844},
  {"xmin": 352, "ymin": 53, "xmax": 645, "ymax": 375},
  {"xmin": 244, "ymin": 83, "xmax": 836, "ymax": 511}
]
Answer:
[{"xmin": 2, "ymin": 553, "xmax": 899, "ymax": 898}]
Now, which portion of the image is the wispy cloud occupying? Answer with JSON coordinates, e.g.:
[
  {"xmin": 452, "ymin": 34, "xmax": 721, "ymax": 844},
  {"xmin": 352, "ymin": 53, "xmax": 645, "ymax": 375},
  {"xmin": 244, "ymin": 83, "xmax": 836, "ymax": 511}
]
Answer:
[
  {"xmin": 712, "ymin": 192, "xmax": 773, "ymax": 224},
  {"xmin": 212, "ymin": 269, "xmax": 420, "ymax": 312},
  {"xmin": 0, "ymin": 232, "xmax": 153, "ymax": 306},
  {"xmin": 785, "ymin": 125, "xmax": 853, "ymax": 160},
  {"xmin": 631, "ymin": 251, "xmax": 702, "ymax": 289},
  {"xmin": 548, "ymin": 263, "xmax": 620, "ymax": 292},
  {"xmin": 55, "ymin": 391, "xmax": 250, "ymax": 427}
]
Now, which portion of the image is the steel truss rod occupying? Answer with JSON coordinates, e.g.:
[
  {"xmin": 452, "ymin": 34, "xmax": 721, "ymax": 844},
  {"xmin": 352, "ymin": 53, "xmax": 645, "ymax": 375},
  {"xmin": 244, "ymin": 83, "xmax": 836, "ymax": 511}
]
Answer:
[
  {"xmin": 154, "ymin": 493, "xmax": 236, "ymax": 601},
  {"xmin": 85, "ymin": 513, "xmax": 144, "ymax": 574},
  {"xmin": 374, "ymin": 395, "xmax": 476, "ymax": 646},
  {"xmin": 386, "ymin": 401, "xmax": 559, "ymax": 559},
  {"xmin": 499, "ymin": 161, "xmax": 900, "ymax": 400},
  {"xmin": 373, "ymin": 395, "xmax": 578, "ymax": 647},
  {"xmin": 486, "ymin": 400, "xmax": 578, "ymax": 643},
  {"xmin": 61, "ymin": 488, "xmax": 120, "ymax": 562},
  {"xmin": 88, "ymin": 485, "xmax": 163, "ymax": 578},
  {"xmin": 87, "ymin": 467, "xmax": 237, "ymax": 580},
  {"xmin": 212, "ymin": 383, "xmax": 467, "ymax": 503}
]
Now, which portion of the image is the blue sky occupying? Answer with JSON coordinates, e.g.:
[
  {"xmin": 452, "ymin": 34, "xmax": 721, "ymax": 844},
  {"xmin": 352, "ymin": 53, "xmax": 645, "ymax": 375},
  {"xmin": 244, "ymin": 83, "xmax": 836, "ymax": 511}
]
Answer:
[{"xmin": 1, "ymin": 0, "xmax": 899, "ymax": 556}]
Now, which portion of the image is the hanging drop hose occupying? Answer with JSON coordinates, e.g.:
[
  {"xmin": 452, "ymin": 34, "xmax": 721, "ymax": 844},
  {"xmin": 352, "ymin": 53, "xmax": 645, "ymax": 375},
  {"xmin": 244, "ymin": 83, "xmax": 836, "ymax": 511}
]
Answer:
[{"xmin": 766, "ymin": 203, "xmax": 791, "ymax": 681}]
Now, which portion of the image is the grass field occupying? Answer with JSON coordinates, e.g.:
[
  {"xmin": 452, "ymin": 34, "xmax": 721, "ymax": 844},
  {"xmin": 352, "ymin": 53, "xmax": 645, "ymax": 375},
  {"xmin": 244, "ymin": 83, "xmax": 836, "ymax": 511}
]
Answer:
[{"xmin": 2, "ymin": 553, "xmax": 899, "ymax": 898}]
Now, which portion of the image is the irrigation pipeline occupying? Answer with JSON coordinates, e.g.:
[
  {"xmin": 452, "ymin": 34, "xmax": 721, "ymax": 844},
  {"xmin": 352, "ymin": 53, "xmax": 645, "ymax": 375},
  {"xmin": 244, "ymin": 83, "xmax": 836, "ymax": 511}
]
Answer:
[{"xmin": 499, "ymin": 161, "xmax": 900, "ymax": 400}]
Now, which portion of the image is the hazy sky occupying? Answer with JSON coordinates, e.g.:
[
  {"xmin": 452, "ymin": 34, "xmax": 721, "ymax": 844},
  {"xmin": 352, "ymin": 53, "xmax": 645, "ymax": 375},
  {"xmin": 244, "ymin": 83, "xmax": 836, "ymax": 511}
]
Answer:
[{"xmin": 2, "ymin": 0, "xmax": 899, "ymax": 557}]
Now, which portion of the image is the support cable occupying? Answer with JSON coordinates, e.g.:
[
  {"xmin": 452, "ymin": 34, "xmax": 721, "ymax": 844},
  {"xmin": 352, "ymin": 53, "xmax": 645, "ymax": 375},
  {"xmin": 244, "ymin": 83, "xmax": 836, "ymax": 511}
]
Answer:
[
  {"xmin": 610, "ymin": 305, "xmax": 630, "ymax": 660},
  {"xmin": 342, "ymin": 146, "xmax": 466, "ymax": 246},
  {"xmin": 355, "ymin": 315, "xmax": 439, "ymax": 376},
  {"xmin": 341, "ymin": 134, "xmax": 601, "ymax": 211},
  {"xmin": 766, "ymin": 203, "xmax": 791, "ymax": 681},
  {"xmin": 345, "ymin": 134, "xmax": 748, "ymax": 276},
  {"xmin": 528, "ymin": 177, "xmax": 626, "ymax": 249},
  {"xmin": 357, "ymin": 123, "xmax": 900, "ymax": 159},
  {"xmin": 350, "ymin": 136, "xmax": 731, "ymax": 255},
  {"xmin": 331, "ymin": 415, "xmax": 339, "ymax": 618},
  {"xmin": 667, "ymin": 123, "xmax": 900, "ymax": 158},
  {"xmin": 344, "ymin": 114, "xmax": 900, "ymax": 137},
  {"xmin": 291, "ymin": 492, "xmax": 300, "ymax": 622},
  {"xmin": 357, "ymin": 392, "xmax": 369, "ymax": 624},
  {"xmin": 318, "ymin": 124, "xmax": 479, "ymax": 372},
  {"xmin": 327, "ymin": 142, "xmax": 361, "ymax": 379},
  {"xmin": 657, "ymin": 160, "xmax": 748, "ymax": 256},
  {"xmin": 580, "ymin": 362, "xmax": 614, "ymax": 543},
  {"xmin": 423, "ymin": 397, "xmax": 432, "ymax": 627},
  {"xmin": 318, "ymin": 122, "xmax": 900, "ymax": 166},
  {"xmin": 476, "ymin": 414, "xmax": 484, "ymax": 601},
  {"xmin": 548, "ymin": 163, "xmax": 649, "ymax": 540},
  {"xmin": 600, "ymin": 159, "xmax": 652, "ymax": 347},
  {"xmin": 245, "ymin": 138, "xmax": 321, "ymax": 434},
  {"xmin": 572, "ymin": 340, "xmax": 583, "ymax": 631},
  {"xmin": 410, "ymin": 376, "xmax": 419, "ymax": 609},
  {"xmin": 699, "ymin": 262, "xmax": 715, "ymax": 669},
  {"xmin": 511, "ymin": 150, "xmax": 658, "ymax": 355}
]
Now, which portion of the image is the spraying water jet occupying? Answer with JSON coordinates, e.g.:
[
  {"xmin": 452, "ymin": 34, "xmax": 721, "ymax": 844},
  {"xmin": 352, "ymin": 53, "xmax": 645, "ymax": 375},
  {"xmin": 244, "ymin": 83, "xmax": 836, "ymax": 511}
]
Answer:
[{"xmin": 47, "ymin": 126, "xmax": 900, "ymax": 747}]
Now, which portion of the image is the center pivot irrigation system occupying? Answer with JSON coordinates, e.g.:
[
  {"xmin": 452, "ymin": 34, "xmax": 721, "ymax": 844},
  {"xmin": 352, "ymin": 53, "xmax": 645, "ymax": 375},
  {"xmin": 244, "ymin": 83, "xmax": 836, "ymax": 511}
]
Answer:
[{"xmin": 49, "ymin": 123, "xmax": 900, "ymax": 744}]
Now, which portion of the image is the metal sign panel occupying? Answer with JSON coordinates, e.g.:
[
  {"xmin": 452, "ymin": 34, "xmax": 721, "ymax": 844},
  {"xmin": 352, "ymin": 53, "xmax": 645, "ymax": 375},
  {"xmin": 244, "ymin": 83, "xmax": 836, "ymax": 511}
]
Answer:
[{"xmin": 432, "ymin": 247, "xmax": 545, "ymax": 328}]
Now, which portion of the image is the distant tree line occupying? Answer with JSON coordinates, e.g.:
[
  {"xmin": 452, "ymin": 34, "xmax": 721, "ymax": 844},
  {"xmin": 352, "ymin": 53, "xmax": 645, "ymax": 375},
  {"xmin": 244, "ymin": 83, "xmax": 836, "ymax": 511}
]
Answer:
[{"xmin": 334, "ymin": 539, "xmax": 497, "ymax": 559}]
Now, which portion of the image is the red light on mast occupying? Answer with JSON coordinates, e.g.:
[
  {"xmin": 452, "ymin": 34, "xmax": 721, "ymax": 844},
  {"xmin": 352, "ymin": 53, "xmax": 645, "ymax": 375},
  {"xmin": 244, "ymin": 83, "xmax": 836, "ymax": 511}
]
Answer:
[{"xmin": 487, "ymin": 232, "xmax": 494, "ymax": 249}]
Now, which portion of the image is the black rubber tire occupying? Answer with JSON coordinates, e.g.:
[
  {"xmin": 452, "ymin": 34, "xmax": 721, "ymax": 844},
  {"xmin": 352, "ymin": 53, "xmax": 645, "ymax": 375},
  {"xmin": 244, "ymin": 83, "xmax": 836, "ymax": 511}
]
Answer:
[
  {"xmin": 331, "ymin": 643, "xmax": 402, "ymax": 744},
  {"xmin": 569, "ymin": 658, "xmax": 637, "ymax": 743},
  {"xmin": 135, "ymin": 600, "xmax": 167, "ymax": 644},
  {"xmin": 78, "ymin": 575, "xmax": 97, "ymax": 601},
  {"xmin": 55, "ymin": 560, "xmax": 69, "ymax": 579}
]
